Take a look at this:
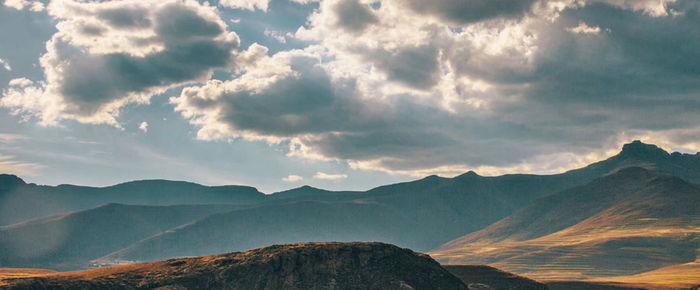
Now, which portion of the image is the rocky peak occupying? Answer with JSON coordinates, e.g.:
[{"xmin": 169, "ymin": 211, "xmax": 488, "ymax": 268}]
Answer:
[{"xmin": 619, "ymin": 140, "xmax": 669, "ymax": 160}]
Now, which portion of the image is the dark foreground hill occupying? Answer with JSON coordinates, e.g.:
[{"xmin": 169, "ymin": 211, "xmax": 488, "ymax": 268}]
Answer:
[{"xmin": 1, "ymin": 242, "xmax": 467, "ymax": 290}]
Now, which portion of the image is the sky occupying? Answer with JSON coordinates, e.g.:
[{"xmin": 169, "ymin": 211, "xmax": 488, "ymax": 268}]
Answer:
[{"xmin": 0, "ymin": 0, "xmax": 699, "ymax": 193}]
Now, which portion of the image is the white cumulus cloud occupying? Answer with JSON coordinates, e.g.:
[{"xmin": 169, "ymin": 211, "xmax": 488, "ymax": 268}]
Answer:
[
  {"xmin": 282, "ymin": 174, "xmax": 303, "ymax": 182},
  {"xmin": 0, "ymin": 58, "xmax": 11, "ymax": 71},
  {"xmin": 313, "ymin": 171, "xmax": 348, "ymax": 180},
  {"xmin": 139, "ymin": 121, "xmax": 148, "ymax": 133}
]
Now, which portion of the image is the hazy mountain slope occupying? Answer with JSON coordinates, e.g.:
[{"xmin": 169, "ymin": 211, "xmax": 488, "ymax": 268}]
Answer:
[
  {"xmin": 0, "ymin": 177, "xmax": 264, "ymax": 226},
  {"xmin": 0, "ymin": 203, "xmax": 240, "ymax": 270},
  {"xmin": 3, "ymin": 242, "xmax": 467, "ymax": 290},
  {"xmin": 432, "ymin": 168, "xmax": 700, "ymax": 279},
  {"xmin": 95, "ymin": 201, "xmax": 427, "ymax": 265},
  {"xmin": 269, "ymin": 185, "xmax": 360, "ymax": 200}
]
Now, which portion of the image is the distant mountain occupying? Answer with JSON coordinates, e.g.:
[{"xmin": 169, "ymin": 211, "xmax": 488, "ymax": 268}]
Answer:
[
  {"xmin": 289, "ymin": 140, "xmax": 700, "ymax": 249},
  {"xmin": 575, "ymin": 140, "xmax": 700, "ymax": 184},
  {"xmin": 0, "ymin": 178, "xmax": 265, "ymax": 226},
  {"xmin": 94, "ymin": 200, "xmax": 427, "ymax": 264},
  {"xmin": 268, "ymin": 185, "xmax": 360, "ymax": 200},
  {"xmin": 432, "ymin": 167, "xmax": 700, "ymax": 279},
  {"xmin": 2, "ymin": 242, "xmax": 468, "ymax": 289},
  {"xmin": 0, "ymin": 203, "xmax": 240, "ymax": 270}
]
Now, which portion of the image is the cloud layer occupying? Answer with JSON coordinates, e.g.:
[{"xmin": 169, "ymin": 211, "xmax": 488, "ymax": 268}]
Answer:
[{"xmin": 3, "ymin": 0, "xmax": 700, "ymax": 178}]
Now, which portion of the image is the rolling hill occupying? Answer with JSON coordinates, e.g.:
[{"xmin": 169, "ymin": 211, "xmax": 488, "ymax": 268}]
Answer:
[
  {"xmin": 1, "ymin": 242, "xmax": 467, "ymax": 289},
  {"xmin": 431, "ymin": 167, "xmax": 700, "ymax": 280}
]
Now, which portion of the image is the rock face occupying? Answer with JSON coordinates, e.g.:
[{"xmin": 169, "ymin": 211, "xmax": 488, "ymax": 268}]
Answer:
[{"xmin": 2, "ymin": 242, "xmax": 467, "ymax": 290}]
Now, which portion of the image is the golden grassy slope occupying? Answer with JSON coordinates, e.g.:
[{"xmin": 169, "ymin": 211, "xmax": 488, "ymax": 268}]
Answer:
[
  {"xmin": 432, "ymin": 217, "xmax": 699, "ymax": 280},
  {"xmin": 590, "ymin": 260, "xmax": 700, "ymax": 289},
  {"xmin": 0, "ymin": 268, "xmax": 57, "ymax": 286}
]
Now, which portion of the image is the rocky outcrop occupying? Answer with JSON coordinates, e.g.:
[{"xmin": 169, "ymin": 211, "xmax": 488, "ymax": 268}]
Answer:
[{"xmin": 2, "ymin": 242, "xmax": 466, "ymax": 289}]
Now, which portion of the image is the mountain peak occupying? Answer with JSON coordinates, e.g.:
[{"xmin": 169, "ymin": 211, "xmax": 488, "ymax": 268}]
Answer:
[
  {"xmin": 619, "ymin": 140, "xmax": 669, "ymax": 159},
  {"xmin": 456, "ymin": 170, "xmax": 480, "ymax": 179},
  {"xmin": 0, "ymin": 174, "xmax": 26, "ymax": 191}
]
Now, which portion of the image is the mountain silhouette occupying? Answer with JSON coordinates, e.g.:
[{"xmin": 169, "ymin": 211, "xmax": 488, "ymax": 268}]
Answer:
[{"xmin": 0, "ymin": 179, "xmax": 265, "ymax": 226}]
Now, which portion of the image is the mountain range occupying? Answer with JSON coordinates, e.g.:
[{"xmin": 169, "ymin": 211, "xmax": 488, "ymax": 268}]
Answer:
[
  {"xmin": 0, "ymin": 140, "xmax": 698, "ymax": 286},
  {"xmin": 431, "ymin": 167, "xmax": 699, "ymax": 279}
]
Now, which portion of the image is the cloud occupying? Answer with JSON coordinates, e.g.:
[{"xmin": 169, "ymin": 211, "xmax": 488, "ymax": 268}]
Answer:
[
  {"xmin": 0, "ymin": 133, "xmax": 28, "ymax": 143},
  {"xmin": 332, "ymin": 0, "xmax": 378, "ymax": 33},
  {"xmin": 264, "ymin": 29, "xmax": 288, "ymax": 43},
  {"xmin": 138, "ymin": 121, "xmax": 148, "ymax": 133},
  {"xmin": 402, "ymin": 0, "xmax": 537, "ymax": 24},
  {"xmin": 0, "ymin": 58, "xmax": 11, "ymax": 71},
  {"xmin": 282, "ymin": 174, "xmax": 303, "ymax": 182},
  {"xmin": 313, "ymin": 171, "xmax": 347, "ymax": 180},
  {"xmin": 593, "ymin": 0, "xmax": 679, "ymax": 17},
  {"xmin": 566, "ymin": 21, "xmax": 602, "ymax": 34},
  {"xmin": 0, "ymin": 0, "xmax": 239, "ymax": 126},
  {"xmin": 5, "ymin": 0, "xmax": 700, "ymax": 180},
  {"xmin": 2, "ymin": 0, "xmax": 43, "ymax": 11},
  {"xmin": 7, "ymin": 78, "xmax": 32, "ymax": 87},
  {"xmin": 0, "ymin": 155, "xmax": 44, "ymax": 176},
  {"xmin": 218, "ymin": 0, "xmax": 269, "ymax": 11}
]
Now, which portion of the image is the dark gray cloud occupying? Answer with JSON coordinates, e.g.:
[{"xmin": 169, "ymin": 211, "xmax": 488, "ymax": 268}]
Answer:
[
  {"xmin": 333, "ymin": 0, "xmax": 378, "ymax": 33},
  {"xmin": 368, "ymin": 45, "xmax": 441, "ymax": 89},
  {"xmin": 404, "ymin": 0, "xmax": 536, "ymax": 24},
  {"xmin": 98, "ymin": 7, "xmax": 152, "ymax": 29},
  {"xmin": 447, "ymin": 1, "xmax": 700, "ymax": 133}
]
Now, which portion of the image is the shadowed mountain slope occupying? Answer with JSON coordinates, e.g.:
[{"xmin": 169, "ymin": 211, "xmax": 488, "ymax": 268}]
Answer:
[
  {"xmin": 0, "ymin": 204, "xmax": 240, "ymax": 270},
  {"xmin": 432, "ymin": 168, "xmax": 700, "ymax": 280},
  {"xmin": 443, "ymin": 265, "xmax": 547, "ymax": 289},
  {"xmin": 2, "ymin": 242, "xmax": 467, "ymax": 290}
]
